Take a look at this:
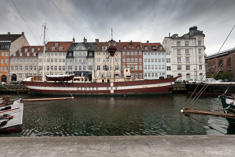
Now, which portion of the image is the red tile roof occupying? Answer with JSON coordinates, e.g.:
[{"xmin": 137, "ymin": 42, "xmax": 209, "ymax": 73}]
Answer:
[
  {"xmin": 11, "ymin": 46, "xmax": 43, "ymax": 57},
  {"xmin": 45, "ymin": 41, "xmax": 73, "ymax": 52}
]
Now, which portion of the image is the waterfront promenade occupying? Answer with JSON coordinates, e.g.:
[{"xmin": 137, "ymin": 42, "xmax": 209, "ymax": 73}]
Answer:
[{"xmin": 0, "ymin": 135, "xmax": 235, "ymax": 157}]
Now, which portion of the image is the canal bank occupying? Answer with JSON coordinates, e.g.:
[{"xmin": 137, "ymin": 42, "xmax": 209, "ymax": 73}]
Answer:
[{"xmin": 0, "ymin": 135, "xmax": 234, "ymax": 157}]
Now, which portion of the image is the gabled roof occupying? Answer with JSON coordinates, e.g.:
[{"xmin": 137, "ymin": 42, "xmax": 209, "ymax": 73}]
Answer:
[
  {"xmin": 95, "ymin": 42, "xmax": 109, "ymax": 51},
  {"xmin": 45, "ymin": 41, "xmax": 72, "ymax": 52},
  {"xmin": 142, "ymin": 43, "xmax": 165, "ymax": 52},
  {"xmin": 0, "ymin": 34, "xmax": 23, "ymax": 43},
  {"xmin": 117, "ymin": 41, "xmax": 142, "ymax": 51}
]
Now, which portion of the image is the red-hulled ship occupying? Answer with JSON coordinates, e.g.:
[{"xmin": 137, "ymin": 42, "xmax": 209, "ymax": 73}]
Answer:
[{"xmin": 23, "ymin": 30, "xmax": 179, "ymax": 95}]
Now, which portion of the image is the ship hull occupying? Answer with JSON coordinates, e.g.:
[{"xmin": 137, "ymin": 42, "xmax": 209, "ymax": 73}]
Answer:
[
  {"xmin": 23, "ymin": 77, "xmax": 178, "ymax": 95},
  {"xmin": 0, "ymin": 100, "xmax": 24, "ymax": 133},
  {"xmin": 186, "ymin": 83, "xmax": 235, "ymax": 96}
]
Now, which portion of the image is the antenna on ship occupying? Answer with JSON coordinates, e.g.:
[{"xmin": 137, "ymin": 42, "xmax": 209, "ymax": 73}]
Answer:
[{"xmin": 42, "ymin": 23, "xmax": 47, "ymax": 82}]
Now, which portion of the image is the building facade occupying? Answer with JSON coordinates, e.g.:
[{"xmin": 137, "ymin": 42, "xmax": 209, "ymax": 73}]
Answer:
[
  {"xmin": 38, "ymin": 41, "xmax": 72, "ymax": 76},
  {"xmin": 120, "ymin": 41, "xmax": 143, "ymax": 79},
  {"xmin": 0, "ymin": 32, "xmax": 29, "ymax": 83},
  {"xmin": 66, "ymin": 38, "xmax": 96, "ymax": 81},
  {"xmin": 162, "ymin": 26, "xmax": 206, "ymax": 81},
  {"xmin": 206, "ymin": 48, "xmax": 235, "ymax": 79},
  {"xmin": 10, "ymin": 46, "xmax": 43, "ymax": 81},
  {"xmin": 142, "ymin": 42, "xmax": 166, "ymax": 79}
]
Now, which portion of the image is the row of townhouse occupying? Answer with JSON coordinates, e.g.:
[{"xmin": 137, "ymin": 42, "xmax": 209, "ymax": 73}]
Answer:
[{"xmin": 1, "ymin": 26, "xmax": 206, "ymax": 83}]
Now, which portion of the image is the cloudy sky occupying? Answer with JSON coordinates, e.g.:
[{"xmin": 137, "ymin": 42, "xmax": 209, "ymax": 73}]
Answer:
[{"xmin": 0, "ymin": 0, "xmax": 235, "ymax": 55}]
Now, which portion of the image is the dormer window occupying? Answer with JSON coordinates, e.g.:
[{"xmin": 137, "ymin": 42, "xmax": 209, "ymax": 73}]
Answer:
[
  {"xmin": 158, "ymin": 46, "xmax": 163, "ymax": 50},
  {"xmin": 25, "ymin": 48, "xmax": 28, "ymax": 52},
  {"xmin": 13, "ymin": 52, "xmax": 16, "ymax": 56},
  {"xmin": 52, "ymin": 47, "xmax": 55, "ymax": 50},
  {"xmin": 102, "ymin": 46, "xmax": 106, "ymax": 50},
  {"xmin": 97, "ymin": 46, "xmax": 101, "ymax": 50},
  {"xmin": 69, "ymin": 53, "xmax": 72, "ymax": 57},
  {"xmin": 55, "ymin": 43, "xmax": 59, "ymax": 47},
  {"xmin": 27, "ymin": 52, "xmax": 30, "ymax": 56},
  {"xmin": 32, "ymin": 48, "xmax": 35, "ymax": 52},
  {"xmin": 124, "ymin": 46, "xmax": 127, "ymax": 49},
  {"xmin": 59, "ymin": 47, "xmax": 63, "ymax": 50},
  {"xmin": 144, "ymin": 46, "xmax": 148, "ymax": 50},
  {"xmin": 33, "ymin": 53, "xmax": 36, "ymax": 56},
  {"xmin": 20, "ymin": 53, "xmax": 23, "ymax": 56},
  {"xmin": 38, "ymin": 48, "xmax": 40, "ymax": 51},
  {"xmin": 152, "ymin": 46, "xmax": 156, "ymax": 51},
  {"xmin": 137, "ymin": 46, "xmax": 140, "ymax": 49}
]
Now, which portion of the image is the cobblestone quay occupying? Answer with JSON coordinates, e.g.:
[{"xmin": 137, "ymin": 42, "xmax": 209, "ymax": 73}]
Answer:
[{"xmin": 0, "ymin": 136, "xmax": 235, "ymax": 157}]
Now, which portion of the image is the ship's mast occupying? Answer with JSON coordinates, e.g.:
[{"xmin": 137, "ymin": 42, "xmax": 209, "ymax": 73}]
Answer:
[
  {"xmin": 42, "ymin": 24, "xmax": 46, "ymax": 82},
  {"xmin": 107, "ymin": 28, "xmax": 116, "ymax": 82}
]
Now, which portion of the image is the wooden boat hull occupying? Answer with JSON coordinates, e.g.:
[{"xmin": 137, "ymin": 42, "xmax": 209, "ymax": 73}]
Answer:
[
  {"xmin": 45, "ymin": 74, "xmax": 76, "ymax": 82},
  {"xmin": 220, "ymin": 95, "xmax": 235, "ymax": 125},
  {"xmin": 23, "ymin": 77, "xmax": 178, "ymax": 95},
  {"xmin": 0, "ymin": 100, "xmax": 24, "ymax": 133},
  {"xmin": 186, "ymin": 83, "xmax": 235, "ymax": 96}
]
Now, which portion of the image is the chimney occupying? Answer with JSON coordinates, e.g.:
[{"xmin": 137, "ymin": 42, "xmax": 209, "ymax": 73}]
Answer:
[
  {"xmin": 83, "ymin": 37, "xmax": 87, "ymax": 43},
  {"xmin": 147, "ymin": 40, "xmax": 149, "ymax": 43},
  {"xmin": 130, "ymin": 40, "xmax": 132, "ymax": 43},
  {"xmin": 169, "ymin": 33, "xmax": 170, "ymax": 37},
  {"xmin": 119, "ymin": 40, "xmax": 121, "ymax": 42},
  {"xmin": 95, "ymin": 38, "xmax": 99, "ymax": 43},
  {"xmin": 8, "ymin": 32, "xmax": 10, "ymax": 35},
  {"xmin": 72, "ymin": 37, "xmax": 75, "ymax": 43},
  {"xmin": 22, "ymin": 32, "xmax": 24, "ymax": 35}
]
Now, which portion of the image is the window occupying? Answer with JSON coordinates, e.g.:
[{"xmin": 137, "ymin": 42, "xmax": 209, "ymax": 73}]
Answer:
[
  {"xmin": 20, "ymin": 66, "xmax": 22, "ymax": 70},
  {"xmin": 6, "ymin": 52, "xmax": 8, "ymax": 56},
  {"xmin": 59, "ymin": 47, "xmax": 63, "ymax": 50},
  {"xmin": 177, "ymin": 65, "xmax": 182, "ymax": 70},
  {"xmin": 97, "ymin": 58, "xmax": 100, "ymax": 62},
  {"xmin": 185, "ymin": 41, "xmax": 189, "ymax": 46},
  {"xmin": 177, "ymin": 49, "xmax": 181, "ymax": 55},
  {"xmin": 186, "ymin": 65, "xmax": 190, "ymax": 70},
  {"xmin": 83, "ymin": 66, "xmax": 86, "ymax": 70},
  {"xmin": 135, "ymin": 65, "xmax": 138, "ymax": 70},
  {"xmin": 131, "ymin": 51, "xmax": 134, "ymax": 55},
  {"xmin": 144, "ymin": 59, "xmax": 147, "ymax": 62},
  {"xmin": 131, "ymin": 65, "xmax": 134, "ymax": 70},
  {"xmin": 166, "ymin": 58, "xmax": 171, "ymax": 63},
  {"xmin": 186, "ymin": 73, "xmax": 190, "ymax": 80},
  {"xmin": 123, "ymin": 58, "xmax": 125, "ymax": 62},
  {"xmin": 1, "ymin": 59, "xmax": 3, "ymax": 63},
  {"xmin": 198, "ymin": 41, "xmax": 201, "ymax": 46},
  {"xmin": 1, "ymin": 66, "xmax": 3, "ymax": 71},
  {"xmin": 199, "ymin": 57, "xmax": 202, "ymax": 63},
  {"xmin": 1, "ymin": 52, "xmax": 4, "ymax": 56},
  {"xmin": 25, "ymin": 66, "xmax": 28, "ymax": 70},
  {"xmin": 63, "ymin": 66, "xmax": 65, "ymax": 70},
  {"xmin": 155, "ymin": 65, "xmax": 158, "ymax": 69},
  {"xmin": 34, "ymin": 66, "xmax": 36, "ymax": 70},
  {"xmin": 199, "ymin": 65, "xmax": 202, "ymax": 70},
  {"xmin": 127, "ymin": 51, "xmax": 130, "ymax": 55},
  {"xmin": 185, "ymin": 57, "xmax": 190, "ymax": 63},
  {"xmin": 25, "ymin": 48, "xmax": 28, "ymax": 52},
  {"xmin": 185, "ymin": 49, "xmax": 189, "ymax": 55},
  {"xmin": 127, "ymin": 58, "xmax": 130, "ymax": 62},
  {"xmin": 122, "ymin": 52, "xmax": 125, "ymax": 55},
  {"xmin": 135, "ymin": 58, "xmax": 137, "ymax": 62},
  {"xmin": 47, "ymin": 66, "xmax": 49, "ymax": 70},
  {"xmin": 199, "ymin": 49, "xmax": 202, "ymax": 54},
  {"xmin": 139, "ymin": 58, "xmax": 142, "ymax": 62},
  {"xmin": 51, "ymin": 66, "xmax": 53, "ymax": 70},
  {"xmin": 52, "ymin": 47, "xmax": 55, "ymax": 50},
  {"xmin": 88, "ymin": 66, "xmax": 92, "ymax": 70},
  {"xmin": 144, "ymin": 65, "xmax": 147, "ymax": 69},
  {"xmin": 139, "ymin": 65, "xmax": 142, "ymax": 70},
  {"xmin": 144, "ymin": 46, "xmax": 148, "ymax": 50},
  {"xmin": 176, "ymin": 41, "xmax": 181, "ymax": 46},
  {"xmin": 167, "ymin": 66, "xmax": 171, "ymax": 71},
  {"xmin": 15, "ymin": 66, "xmax": 18, "ymax": 70},
  {"xmin": 139, "ymin": 51, "xmax": 142, "ymax": 55},
  {"xmin": 177, "ymin": 57, "xmax": 181, "ymax": 63},
  {"xmin": 20, "ymin": 53, "xmax": 23, "ymax": 56},
  {"xmin": 11, "ymin": 66, "xmax": 14, "ymax": 70},
  {"xmin": 5, "ymin": 66, "xmax": 8, "ymax": 71}
]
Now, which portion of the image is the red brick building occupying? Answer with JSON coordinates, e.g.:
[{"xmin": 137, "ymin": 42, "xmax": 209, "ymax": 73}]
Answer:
[{"xmin": 206, "ymin": 48, "xmax": 235, "ymax": 78}]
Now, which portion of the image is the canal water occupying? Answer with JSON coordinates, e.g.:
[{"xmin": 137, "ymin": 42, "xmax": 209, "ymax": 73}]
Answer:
[{"xmin": 1, "ymin": 94, "xmax": 235, "ymax": 137}]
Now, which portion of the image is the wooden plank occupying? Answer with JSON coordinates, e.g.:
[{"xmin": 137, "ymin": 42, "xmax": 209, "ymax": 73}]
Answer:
[
  {"xmin": 21, "ymin": 97, "xmax": 74, "ymax": 102},
  {"xmin": 181, "ymin": 108, "xmax": 235, "ymax": 118}
]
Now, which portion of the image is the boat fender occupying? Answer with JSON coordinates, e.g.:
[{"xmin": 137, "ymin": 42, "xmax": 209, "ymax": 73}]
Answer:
[
  {"xmin": 0, "ymin": 121, "xmax": 8, "ymax": 127},
  {"xmin": 0, "ymin": 106, "xmax": 11, "ymax": 111}
]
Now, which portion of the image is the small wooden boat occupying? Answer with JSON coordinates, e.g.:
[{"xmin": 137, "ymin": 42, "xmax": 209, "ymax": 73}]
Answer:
[
  {"xmin": 45, "ymin": 74, "xmax": 76, "ymax": 82},
  {"xmin": 0, "ymin": 96, "xmax": 74, "ymax": 134},
  {"xmin": 0, "ymin": 96, "xmax": 23, "ymax": 133}
]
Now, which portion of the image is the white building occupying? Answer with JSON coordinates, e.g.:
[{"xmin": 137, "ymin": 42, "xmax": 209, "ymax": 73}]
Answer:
[
  {"xmin": 10, "ymin": 46, "xmax": 42, "ymax": 81},
  {"xmin": 162, "ymin": 26, "xmax": 206, "ymax": 81},
  {"xmin": 142, "ymin": 42, "xmax": 166, "ymax": 79},
  {"xmin": 38, "ymin": 41, "xmax": 72, "ymax": 76}
]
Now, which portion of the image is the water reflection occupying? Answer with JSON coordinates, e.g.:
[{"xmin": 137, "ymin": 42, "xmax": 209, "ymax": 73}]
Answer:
[{"xmin": 0, "ymin": 94, "xmax": 232, "ymax": 137}]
